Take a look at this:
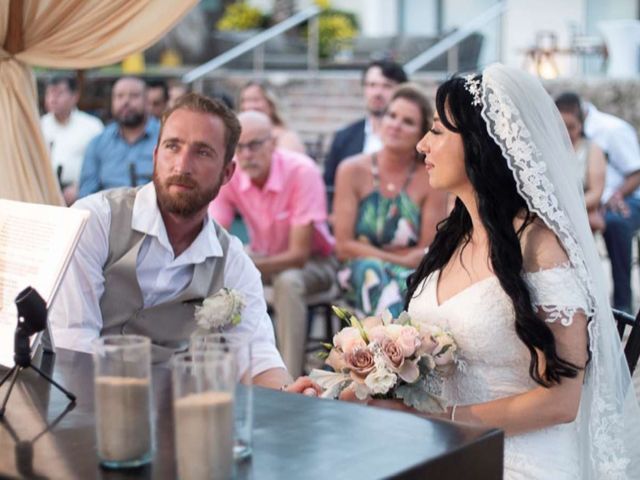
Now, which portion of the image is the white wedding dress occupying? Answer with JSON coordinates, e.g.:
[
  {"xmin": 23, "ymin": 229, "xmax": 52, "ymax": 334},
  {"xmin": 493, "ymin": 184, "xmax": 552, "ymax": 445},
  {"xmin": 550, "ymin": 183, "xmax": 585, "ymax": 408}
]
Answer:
[{"xmin": 408, "ymin": 264, "xmax": 590, "ymax": 480}]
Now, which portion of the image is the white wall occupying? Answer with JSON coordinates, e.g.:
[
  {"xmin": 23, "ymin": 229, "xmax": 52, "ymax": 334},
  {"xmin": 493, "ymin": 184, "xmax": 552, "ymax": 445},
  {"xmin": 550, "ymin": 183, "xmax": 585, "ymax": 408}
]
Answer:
[
  {"xmin": 587, "ymin": 0, "xmax": 637, "ymax": 34},
  {"xmin": 403, "ymin": 0, "xmax": 438, "ymax": 36},
  {"xmin": 324, "ymin": 0, "xmax": 398, "ymax": 36}
]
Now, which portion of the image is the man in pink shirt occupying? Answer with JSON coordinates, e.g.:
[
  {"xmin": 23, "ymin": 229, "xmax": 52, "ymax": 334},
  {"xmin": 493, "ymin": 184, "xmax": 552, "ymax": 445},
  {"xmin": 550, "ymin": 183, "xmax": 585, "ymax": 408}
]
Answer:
[{"xmin": 209, "ymin": 111, "xmax": 336, "ymax": 377}]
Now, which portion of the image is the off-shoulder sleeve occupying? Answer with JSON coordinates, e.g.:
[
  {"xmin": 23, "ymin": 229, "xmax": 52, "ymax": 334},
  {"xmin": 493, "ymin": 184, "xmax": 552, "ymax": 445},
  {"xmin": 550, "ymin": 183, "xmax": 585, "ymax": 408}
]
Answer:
[{"xmin": 523, "ymin": 264, "xmax": 591, "ymax": 326}]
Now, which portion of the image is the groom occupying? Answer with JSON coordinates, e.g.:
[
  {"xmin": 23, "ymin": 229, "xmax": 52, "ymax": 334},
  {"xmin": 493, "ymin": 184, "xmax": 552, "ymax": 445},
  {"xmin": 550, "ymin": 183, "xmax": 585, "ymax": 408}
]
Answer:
[{"xmin": 50, "ymin": 93, "xmax": 317, "ymax": 392}]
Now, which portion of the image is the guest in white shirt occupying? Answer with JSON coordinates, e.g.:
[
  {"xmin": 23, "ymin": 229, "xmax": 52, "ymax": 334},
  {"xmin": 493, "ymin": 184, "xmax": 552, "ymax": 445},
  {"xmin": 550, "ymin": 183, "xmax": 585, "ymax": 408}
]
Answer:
[
  {"xmin": 583, "ymin": 100, "xmax": 640, "ymax": 313},
  {"xmin": 50, "ymin": 93, "xmax": 319, "ymax": 393},
  {"xmin": 41, "ymin": 75, "xmax": 103, "ymax": 205}
]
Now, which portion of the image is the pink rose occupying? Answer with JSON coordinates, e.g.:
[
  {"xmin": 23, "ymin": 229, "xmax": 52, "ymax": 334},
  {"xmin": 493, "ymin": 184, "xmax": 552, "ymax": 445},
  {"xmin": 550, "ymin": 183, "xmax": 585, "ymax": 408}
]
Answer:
[
  {"xmin": 434, "ymin": 346, "xmax": 456, "ymax": 366},
  {"xmin": 326, "ymin": 348, "xmax": 347, "ymax": 372},
  {"xmin": 367, "ymin": 325, "xmax": 390, "ymax": 344},
  {"xmin": 416, "ymin": 331, "xmax": 438, "ymax": 356},
  {"xmin": 345, "ymin": 347, "xmax": 375, "ymax": 382},
  {"xmin": 333, "ymin": 327, "xmax": 365, "ymax": 354},
  {"xmin": 396, "ymin": 326, "xmax": 419, "ymax": 357},
  {"xmin": 362, "ymin": 316, "xmax": 383, "ymax": 330},
  {"xmin": 382, "ymin": 338, "xmax": 404, "ymax": 370}
]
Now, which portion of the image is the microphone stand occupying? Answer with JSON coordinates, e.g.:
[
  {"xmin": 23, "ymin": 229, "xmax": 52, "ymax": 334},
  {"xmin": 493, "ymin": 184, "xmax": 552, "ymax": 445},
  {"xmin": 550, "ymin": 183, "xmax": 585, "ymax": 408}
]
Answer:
[{"xmin": 0, "ymin": 326, "xmax": 75, "ymax": 418}]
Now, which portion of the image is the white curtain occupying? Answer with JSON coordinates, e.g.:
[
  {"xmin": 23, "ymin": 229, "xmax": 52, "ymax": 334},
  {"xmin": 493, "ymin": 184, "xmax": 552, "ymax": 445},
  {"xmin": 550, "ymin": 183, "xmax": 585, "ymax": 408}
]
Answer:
[{"xmin": 0, "ymin": 0, "xmax": 198, "ymax": 204}]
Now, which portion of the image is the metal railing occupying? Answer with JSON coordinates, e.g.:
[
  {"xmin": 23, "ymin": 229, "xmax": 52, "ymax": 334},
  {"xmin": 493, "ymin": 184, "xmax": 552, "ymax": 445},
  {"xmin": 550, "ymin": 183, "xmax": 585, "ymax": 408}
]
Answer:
[
  {"xmin": 403, "ymin": 1, "xmax": 507, "ymax": 74},
  {"xmin": 182, "ymin": 6, "xmax": 320, "ymax": 86}
]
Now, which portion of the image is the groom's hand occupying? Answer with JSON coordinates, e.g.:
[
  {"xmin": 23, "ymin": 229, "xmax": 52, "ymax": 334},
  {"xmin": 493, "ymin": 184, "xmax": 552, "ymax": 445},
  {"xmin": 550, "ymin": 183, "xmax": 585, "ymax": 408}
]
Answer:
[{"xmin": 284, "ymin": 376, "xmax": 323, "ymax": 397}]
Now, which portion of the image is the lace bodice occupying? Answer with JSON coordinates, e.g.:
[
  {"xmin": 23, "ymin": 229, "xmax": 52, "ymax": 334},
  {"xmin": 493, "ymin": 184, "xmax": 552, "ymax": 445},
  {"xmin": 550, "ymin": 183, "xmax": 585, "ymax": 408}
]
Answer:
[{"xmin": 407, "ymin": 265, "xmax": 590, "ymax": 479}]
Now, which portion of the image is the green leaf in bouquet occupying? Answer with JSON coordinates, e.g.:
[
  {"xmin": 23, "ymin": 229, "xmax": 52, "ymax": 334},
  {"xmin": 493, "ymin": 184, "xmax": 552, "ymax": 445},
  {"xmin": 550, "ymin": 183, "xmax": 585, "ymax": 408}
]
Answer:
[
  {"xmin": 395, "ymin": 383, "xmax": 447, "ymax": 414},
  {"xmin": 397, "ymin": 311, "xmax": 413, "ymax": 326},
  {"xmin": 349, "ymin": 314, "xmax": 370, "ymax": 343}
]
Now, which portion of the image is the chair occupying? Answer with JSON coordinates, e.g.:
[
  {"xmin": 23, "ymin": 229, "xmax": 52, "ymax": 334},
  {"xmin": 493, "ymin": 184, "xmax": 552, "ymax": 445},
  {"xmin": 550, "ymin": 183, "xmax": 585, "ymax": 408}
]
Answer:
[
  {"xmin": 612, "ymin": 308, "xmax": 640, "ymax": 376},
  {"xmin": 263, "ymin": 281, "xmax": 341, "ymax": 354},
  {"xmin": 304, "ymin": 282, "xmax": 342, "ymax": 353},
  {"xmin": 129, "ymin": 163, "xmax": 152, "ymax": 187}
]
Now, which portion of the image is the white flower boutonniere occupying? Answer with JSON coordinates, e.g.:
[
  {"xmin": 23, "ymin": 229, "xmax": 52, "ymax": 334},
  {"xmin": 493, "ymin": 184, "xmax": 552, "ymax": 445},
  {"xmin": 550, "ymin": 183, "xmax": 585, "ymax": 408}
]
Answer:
[{"xmin": 194, "ymin": 288, "xmax": 246, "ymax": 331}]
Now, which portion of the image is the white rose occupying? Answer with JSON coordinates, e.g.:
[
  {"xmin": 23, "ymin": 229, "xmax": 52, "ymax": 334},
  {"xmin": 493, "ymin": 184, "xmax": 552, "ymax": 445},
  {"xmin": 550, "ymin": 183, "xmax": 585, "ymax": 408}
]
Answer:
[
  {"xmin": 194, "ymin": 288, "xmax": 245, "ymax": 330},
  {"xmin": 364, "ymin": 365, "xmax": 397, "ymax": 395}
]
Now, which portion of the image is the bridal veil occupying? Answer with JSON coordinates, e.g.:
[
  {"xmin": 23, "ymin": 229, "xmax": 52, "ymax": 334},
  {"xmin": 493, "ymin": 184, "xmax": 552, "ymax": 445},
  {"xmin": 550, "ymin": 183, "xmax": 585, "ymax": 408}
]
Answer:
[{"xmin": 472, "ymin": 63, "xmax": 640, "ymax": 479}]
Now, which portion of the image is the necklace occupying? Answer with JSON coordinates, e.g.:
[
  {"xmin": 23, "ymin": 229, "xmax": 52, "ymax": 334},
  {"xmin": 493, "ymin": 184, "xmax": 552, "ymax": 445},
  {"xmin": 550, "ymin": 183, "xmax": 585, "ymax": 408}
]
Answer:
[{"xmin": 376, "ymin": 158, "xmax": 415, "ymax": 194}]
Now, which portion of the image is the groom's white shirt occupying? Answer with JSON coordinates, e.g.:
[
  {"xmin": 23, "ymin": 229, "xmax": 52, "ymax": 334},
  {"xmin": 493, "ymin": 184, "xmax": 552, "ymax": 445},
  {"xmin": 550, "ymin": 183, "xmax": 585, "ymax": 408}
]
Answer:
[{"xmin": 583, "ymin": 103, "xmax": 640, "ymax": 202}]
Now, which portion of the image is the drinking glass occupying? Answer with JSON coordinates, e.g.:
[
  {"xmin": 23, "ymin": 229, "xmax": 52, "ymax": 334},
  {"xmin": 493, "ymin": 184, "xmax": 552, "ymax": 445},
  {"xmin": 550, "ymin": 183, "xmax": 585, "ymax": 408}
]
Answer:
[
  {"xmin": 191, "ymin": 332, "xmax": 253, "ymax": 460},
  {"xmin": 171, "ymin": 351, "xmax": 235, "ymax": 480},
  {"xmin": 93, "ymin": 334, "xmax": 153, "ymax": 468}
]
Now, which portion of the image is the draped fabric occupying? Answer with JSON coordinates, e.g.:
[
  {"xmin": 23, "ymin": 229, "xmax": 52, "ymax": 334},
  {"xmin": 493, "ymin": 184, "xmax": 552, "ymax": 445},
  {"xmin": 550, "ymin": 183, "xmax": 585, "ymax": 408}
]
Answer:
[{"xmin": 0, "ymin": 0, "xmax": 197, "ymax": 204}]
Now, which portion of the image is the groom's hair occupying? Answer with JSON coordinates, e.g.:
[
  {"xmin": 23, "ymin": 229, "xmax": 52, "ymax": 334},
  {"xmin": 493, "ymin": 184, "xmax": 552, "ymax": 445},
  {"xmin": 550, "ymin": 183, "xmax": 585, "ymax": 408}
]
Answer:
[{"xmin": 406, "ymin": 75, "xmax": 582, "ymax": 388}]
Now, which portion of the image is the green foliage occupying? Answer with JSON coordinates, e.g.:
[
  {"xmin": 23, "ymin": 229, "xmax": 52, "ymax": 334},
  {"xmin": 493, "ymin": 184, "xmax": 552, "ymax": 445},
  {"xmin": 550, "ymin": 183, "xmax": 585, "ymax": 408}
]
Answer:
[
  {"xmin": 217, "ymin": 1, "xmax": 265, "ymax": 31},
  {"xmin": 308, "ymin": 1, "xmax": 359, "ymax": 59}
]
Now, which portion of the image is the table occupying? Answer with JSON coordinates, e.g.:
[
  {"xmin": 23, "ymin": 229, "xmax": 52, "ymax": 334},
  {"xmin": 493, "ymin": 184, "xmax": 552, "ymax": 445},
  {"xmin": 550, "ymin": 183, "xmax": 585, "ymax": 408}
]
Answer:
[{"xmin": 0, "ymin": 349, "xmax": 503, "ymax": 479}]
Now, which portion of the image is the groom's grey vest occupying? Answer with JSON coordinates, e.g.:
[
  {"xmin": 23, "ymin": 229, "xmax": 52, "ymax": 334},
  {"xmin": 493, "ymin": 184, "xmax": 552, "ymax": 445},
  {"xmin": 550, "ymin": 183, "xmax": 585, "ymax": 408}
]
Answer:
[{"xmin": 99, "ymin": 188, "xmax": 230, "ymax": 362}]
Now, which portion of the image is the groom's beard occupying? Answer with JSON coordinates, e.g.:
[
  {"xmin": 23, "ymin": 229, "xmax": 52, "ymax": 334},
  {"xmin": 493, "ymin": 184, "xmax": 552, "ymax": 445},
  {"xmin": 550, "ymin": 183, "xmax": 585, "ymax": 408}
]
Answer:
[{"xmin": 154, "ymin": 172, "xmax": 221, "ymax": 218}]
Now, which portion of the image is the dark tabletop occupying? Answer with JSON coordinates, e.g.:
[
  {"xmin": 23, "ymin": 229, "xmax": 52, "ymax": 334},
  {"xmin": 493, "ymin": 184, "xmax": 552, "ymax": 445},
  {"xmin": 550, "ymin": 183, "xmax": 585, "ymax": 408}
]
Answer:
[{"xmin": 0, "ymin": 349, "xmax": 503, "ymax": 479}]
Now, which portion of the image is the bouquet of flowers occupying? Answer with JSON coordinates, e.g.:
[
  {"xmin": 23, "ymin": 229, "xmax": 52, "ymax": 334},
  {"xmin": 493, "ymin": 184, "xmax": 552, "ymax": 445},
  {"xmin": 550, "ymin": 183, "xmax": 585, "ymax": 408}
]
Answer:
[{"xmin": 309, "ymin": 306, "xmax": 460, "ymax": 413}]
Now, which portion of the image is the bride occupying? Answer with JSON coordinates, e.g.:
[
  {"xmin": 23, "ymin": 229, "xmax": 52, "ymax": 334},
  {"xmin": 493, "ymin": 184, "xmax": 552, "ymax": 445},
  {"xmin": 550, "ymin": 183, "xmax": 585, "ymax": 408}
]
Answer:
[{"xmin": 342, "ymin": 64, "xmax": 640, "ymax": 479}]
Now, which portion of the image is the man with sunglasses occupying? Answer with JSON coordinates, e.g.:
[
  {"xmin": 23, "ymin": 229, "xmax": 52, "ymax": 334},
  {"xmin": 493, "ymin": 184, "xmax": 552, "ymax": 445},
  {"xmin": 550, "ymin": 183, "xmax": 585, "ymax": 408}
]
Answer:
[{"xmin": 209, "ymin": 110, "xmax": 336, "ymax": 377}]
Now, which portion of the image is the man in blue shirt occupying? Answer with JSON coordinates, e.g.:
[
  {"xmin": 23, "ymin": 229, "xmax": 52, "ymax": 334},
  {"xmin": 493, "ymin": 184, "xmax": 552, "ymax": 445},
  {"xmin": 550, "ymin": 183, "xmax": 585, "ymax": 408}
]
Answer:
[{"xmin": 78, "ymin": 77, "xmax": 160, "ymax": 198}]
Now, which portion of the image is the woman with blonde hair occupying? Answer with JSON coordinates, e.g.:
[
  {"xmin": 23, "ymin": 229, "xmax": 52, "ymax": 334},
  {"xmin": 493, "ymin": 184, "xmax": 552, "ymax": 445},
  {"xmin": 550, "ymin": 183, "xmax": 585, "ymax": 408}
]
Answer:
[{"xmin": 239, "ymin": 81, "xmax": 305, "ymax": 153}]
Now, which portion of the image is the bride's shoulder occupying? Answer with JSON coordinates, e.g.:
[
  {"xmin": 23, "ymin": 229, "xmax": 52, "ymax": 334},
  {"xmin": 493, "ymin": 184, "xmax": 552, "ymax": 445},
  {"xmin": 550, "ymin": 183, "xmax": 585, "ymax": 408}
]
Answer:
[{"xmin": 518, "ymin": 216, "xmax": 569, "ymax": 272}]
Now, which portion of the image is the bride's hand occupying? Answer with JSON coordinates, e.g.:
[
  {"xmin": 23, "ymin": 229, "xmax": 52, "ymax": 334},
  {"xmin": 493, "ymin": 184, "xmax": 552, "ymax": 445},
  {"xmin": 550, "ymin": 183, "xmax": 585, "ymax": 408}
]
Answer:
[
  {"xmin": 367, "ymin": 398, "xmax": 416, "ymax": 413},
  {"xmin": 338, "ymin": 386, "xmax": 366, "ymax": 403},
  {"xmin": 339, "ymin": 387, "xmax": 416, "ymax": 413}
]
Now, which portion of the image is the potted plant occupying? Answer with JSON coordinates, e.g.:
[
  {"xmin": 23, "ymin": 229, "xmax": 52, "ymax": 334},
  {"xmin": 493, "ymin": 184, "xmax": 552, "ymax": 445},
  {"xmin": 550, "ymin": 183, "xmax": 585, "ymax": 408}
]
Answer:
[
  {"xmin": 312, "ymin": 0, "xmax": 358, "ymax": 59},
  {"xmin": 216, "ymin": 1, "xmax": 267, "ymax": 41}
]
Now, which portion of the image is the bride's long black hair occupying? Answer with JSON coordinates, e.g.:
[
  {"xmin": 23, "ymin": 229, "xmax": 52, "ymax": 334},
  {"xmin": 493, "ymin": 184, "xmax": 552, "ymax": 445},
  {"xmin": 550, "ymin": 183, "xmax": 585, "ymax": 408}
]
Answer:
[{"xmin": 405, "ymin": 75, "xmax": 581, "ymax": 387}]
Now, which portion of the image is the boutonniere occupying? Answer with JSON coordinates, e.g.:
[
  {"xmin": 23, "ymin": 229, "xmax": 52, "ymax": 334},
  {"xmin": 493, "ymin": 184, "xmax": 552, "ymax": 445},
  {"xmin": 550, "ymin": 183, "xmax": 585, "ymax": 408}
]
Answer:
[{"xmin": 194, "ymin": 288, "xmax": 246, "ymax": 331}]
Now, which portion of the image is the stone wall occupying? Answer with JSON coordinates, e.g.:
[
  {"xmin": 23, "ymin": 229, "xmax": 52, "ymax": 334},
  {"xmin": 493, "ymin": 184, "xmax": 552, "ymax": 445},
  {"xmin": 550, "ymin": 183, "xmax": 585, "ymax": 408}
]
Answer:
[{"xmin": 544, "ymin": 78, "xmax": 640, "ymax": 133}]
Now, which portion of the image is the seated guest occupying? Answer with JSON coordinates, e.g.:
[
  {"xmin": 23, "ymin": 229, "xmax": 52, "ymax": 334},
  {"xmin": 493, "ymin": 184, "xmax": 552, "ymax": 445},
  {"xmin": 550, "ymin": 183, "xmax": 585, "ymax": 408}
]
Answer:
[
  {"xmin": 78, "ymin": 77, "xmax": 160, "ymax": 198},
  {"xmin": 167, "ymin": 80, "xmax": 189, "ymax": 109},
  {"xmin": 145, "ymin": 78, "xmax": 169, "ymax": 119},
  {"xmin": 323, "ymin": 60, "xmax": 408, "ymax": 189},
  {"xmin": 51, "ymin": 93, "xmax": 315, "ymax": 392},
  {"xmin": 41, "ymin": 75, "xmax": 104, "ymax": 205},
  {"xmin": 578, "ymin": 92, "xmax": 640, "ymax": 313},
  {"xmin": 333, "ymin": 84, "xmax": 447, "ymax": 317},
  {"xmin": 209, "ymin": 111, "xmax": 335, "ymax": 377},
  {"xmin": 239, "ymin": 81, "xmax": 306, "ymax": 153},
  {"xmin": 555, "ymin": 93, "xmax": 607, "ymax": 232}
]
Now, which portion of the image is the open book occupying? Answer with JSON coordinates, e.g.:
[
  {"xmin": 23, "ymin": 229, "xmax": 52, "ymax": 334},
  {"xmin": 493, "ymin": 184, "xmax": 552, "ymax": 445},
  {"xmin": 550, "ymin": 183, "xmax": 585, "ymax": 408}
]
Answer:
[{"xmin": 0, "ymin": 199, "xmax": 89, "ymax": 368}]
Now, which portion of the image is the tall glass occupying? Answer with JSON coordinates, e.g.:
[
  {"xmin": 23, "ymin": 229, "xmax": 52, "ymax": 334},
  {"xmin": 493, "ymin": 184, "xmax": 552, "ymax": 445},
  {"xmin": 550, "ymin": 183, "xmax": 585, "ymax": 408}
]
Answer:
[
  {"xmin": 93, "ymin": 335, "xmax": 153, "ymax": 468},
  {"xmin": 191, "ymin": 332, "xmax": 253, "ymax": 460},
  {"xmin": 171, "ymin": 351, "xmax": 235, "ymax": 480}
]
